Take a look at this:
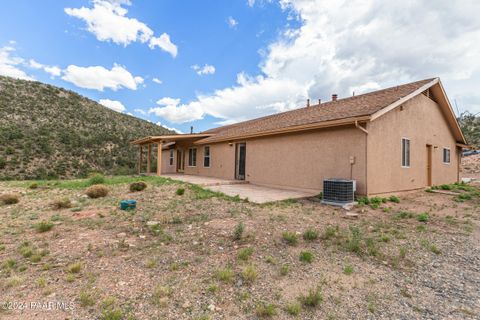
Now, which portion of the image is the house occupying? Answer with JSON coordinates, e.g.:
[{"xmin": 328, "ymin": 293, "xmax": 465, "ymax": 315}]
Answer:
[{"xmin": 132, "ymin": 78, "xmax": 468, "ymax": 196}]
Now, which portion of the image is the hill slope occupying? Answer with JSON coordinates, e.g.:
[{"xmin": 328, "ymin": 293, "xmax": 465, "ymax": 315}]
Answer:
[{"xmin": 0, "ymin": 76, "xmax": 173, "ymax": 180}]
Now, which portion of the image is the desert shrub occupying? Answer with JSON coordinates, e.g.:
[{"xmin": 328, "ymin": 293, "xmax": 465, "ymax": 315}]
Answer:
[
  {"xmin": 417, "ymin": 213, "xmax": 429, "ymax": 222},
  {"xmin": 439, "ymin": 184, "xmax": 453, "ymax": 190},
  {"xmin": 88, "ymin": 173, "xmax": 105, "ymax": 186},
  {"xmin": 303, "ymin": 229, "xmax": 319, "ymax": 241},
  {"xmin": 242, "ymin": 265, "xmax": 257, "ymax": 283},
  {"xmin": 85, "ymin": 185, "xmax": 109, "ymax": 198},
  {"xmin": 129, "ymin": 181, "xmax": 147, "ymax": 192},
  {"xmin": 256, "ymin": 303, "xmax": 276, "ymax": 317},
  {"xmin": 175, "ymin": 188, "xmax": 185, "ymax": 196},
  {"xmin": 299, "ymin": 251, "xmax": 314, "ymax": 263},
  {"xmin": 343, "ymin": 226, "xmax": 363, "ymax": 253},
  {"xmin": 282, "ymin": 232, "xmax": 298, "ymax": 246},
  {"xmin": 285, "ymin": 302, "xmax": 301, "ymax": 315},
  {"xmin": 299, "ymin": 287, "xmax": 323, "ymax": 307},
  {"xmin": 322, "ymin": 225, "xmax": 339, "ymax": 240},
  {"xmin": 454, "ymin": 193, "xmax": 472, "ymax": 202},
  {"xmin": 237, "ymin": 247, "xmax": 254, "ymax": 261},
  {"xmin": 215, "ymin": 267, "xmax": 234, "ymax": 283},
  {"xmin": 395, "ymin": 211, "xmax": 415, "ymax": 219},
  {"xmin": 232, "ymin": 221, "xmax": 244, "ymax": 240},
  {"xmin": 68, "ymin": 263, "xmax": 81, "ymax": 274},
  {"xmin": 35, "ymin": 221, "xmax": 54, "ymax": 233},
  {"xmin": 389, "ymin": 195, "xmax": 400, "ymax": 203},
  {"xmin": 29, "ymin": 183, "xmax": 38, "ymax": 189},
  {"xmin": 0, "ymin": 193, "xmax": 19, "ymax": 205},
  {"xmin": 357, "ymin": 196, "xmax": 370, "ymax": 205},
  {"xmin": 0, "ymin": 157, "xmax": 5, "ymax": 169},
  {"xmin": 51, "ymin": 198, "xmax": 72, "ymax": 210},
  {"xmin": 343, "ymin": 264, "xmax": 354, "ymax": 275}
]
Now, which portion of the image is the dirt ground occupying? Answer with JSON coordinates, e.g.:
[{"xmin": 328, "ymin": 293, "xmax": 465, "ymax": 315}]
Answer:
[
  {"xmin": 0, "ymin": 178, "xmax": 479, "ymax": 320},
  {"xmin": 462, "ymin": 154, "xmax": 480, "ymax": 179}
]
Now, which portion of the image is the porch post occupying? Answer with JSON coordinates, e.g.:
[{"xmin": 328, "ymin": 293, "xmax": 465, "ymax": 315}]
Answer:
[
  {"xmin": 138, "ymin": 145, "xmax": 143, "ymax": 175},
  {"xmin": 157, "ymin": 141, "xmax": 162, "ymax": 176},
  {"xmin": 147, "ymin": 144, "xmax": 152, "ymax": 175}
]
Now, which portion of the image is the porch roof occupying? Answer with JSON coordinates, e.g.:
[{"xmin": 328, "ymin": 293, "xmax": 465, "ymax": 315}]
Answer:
[{"xmin": 130, "ymin": 133, "xmax": 214, "ymax": 145}]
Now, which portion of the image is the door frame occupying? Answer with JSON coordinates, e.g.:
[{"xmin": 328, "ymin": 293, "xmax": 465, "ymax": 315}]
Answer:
[
  {"xmin": 235, "ymin": 142, "xmax": 246, "ymax": 180},
  {"xmin": 176, "ymin": 148, "xmax": 185, "ymax": 173},
  {"xmin": 426, "ymin": 144, "xmax": 433, "ymax": 186}
]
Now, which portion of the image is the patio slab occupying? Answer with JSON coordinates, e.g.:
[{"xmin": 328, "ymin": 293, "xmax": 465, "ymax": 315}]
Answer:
[{"xmin": 162, "ymin": 174, "xmax": 318, "ymax": 203}]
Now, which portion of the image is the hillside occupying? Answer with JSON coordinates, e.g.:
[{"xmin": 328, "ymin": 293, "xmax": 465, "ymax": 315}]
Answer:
[{"xmin": 0, "ymin": 76, "xmax": 173, "ymax": 180}]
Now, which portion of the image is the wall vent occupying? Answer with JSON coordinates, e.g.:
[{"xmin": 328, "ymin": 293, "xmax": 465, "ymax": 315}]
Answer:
[{"xmin": 322, "ymin": 179, "xmax": 356, "ymax": 205}]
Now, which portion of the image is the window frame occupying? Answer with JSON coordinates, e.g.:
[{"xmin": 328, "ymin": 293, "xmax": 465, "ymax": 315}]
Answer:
[
  {"xmin": 443, "ymin": 147, "xmax": 451, "ymax": 164},
  {"xmin": 169, "ymin": 149, "xmax": 174, "ymax": 166},
  {"xmin": 188, "ymin": 147, "xmax": 197, "ymax": 167},
  {"xmin": 401, "ymin": 137, "xmax": 411, "ymax": 168},
  {"xmin": 203, "ymin": 146, "xmax": 211, "ymax": 168}
]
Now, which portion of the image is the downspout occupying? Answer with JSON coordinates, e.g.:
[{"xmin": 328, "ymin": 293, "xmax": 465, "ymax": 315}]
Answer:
[{"xmin": 355, "ymin": 121, "xmax": 369, "ymax": 196}]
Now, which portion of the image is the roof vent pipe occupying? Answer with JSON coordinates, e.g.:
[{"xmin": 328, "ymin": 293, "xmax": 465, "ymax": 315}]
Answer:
[
  {"xmin": 332, "ymin": 94, "xmax": 338, "ymax": 101},
  {"xmin": 318, "ymin": 99, "xmax": 321, "ymax": 105},
  {"xmin": 190, "ymin": 126, "xmax": 193, "ymax": 134},
  {"xmin": 306, "ymin": 99, "xmax": 310, "ymax": 107}
]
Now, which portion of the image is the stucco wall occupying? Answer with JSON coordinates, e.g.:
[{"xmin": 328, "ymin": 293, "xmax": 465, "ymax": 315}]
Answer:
[
  {"xmin": 161, "ymin": 142, "xmax": 236, "ymax": 180},
  {"xmin": 245, "ymin": 126, "xmax": 367, "ymax": 194},
  {"xmin": 367, "ymin": 94, "xmax": 460, "ymax": 195},
  {"xmin": 161, "ymin": 148, "xmax": 176, "ymax": 174}
]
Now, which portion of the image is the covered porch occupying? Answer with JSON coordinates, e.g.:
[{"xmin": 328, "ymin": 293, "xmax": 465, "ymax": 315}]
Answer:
[{"xmin": 130, "ymin": 133, "xmax": 213, "ymax": 176}]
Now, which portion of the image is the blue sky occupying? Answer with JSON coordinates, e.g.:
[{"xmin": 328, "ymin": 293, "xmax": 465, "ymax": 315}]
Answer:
[{"xmin": 1, "ymin": 0, "xmax": 479, "ymax": 133}]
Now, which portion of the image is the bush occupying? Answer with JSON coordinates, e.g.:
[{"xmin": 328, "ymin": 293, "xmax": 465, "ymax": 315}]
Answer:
[
  {"xmin": 215, "ymin": 267, "xmax": 234, "ymax": 283},
  {"xmin": 233, "ymin": 222, "xmax": 244, "ymax": 240},
  {"xmin": 299, "ymin": 251, "xmax": 314, "ymax": 263},
  {"xmin": 439, "ymin": 184, "xmax": 453, "ymax": 190},
  {"xmin": 29, "ymin": 183, "xmax": 38, "ymax": 189},
  {"xmin": 86, "ymin": 185, "xmax": 109, "ymax": 198},
  {"xmin": 0, "ymin": 193, "xmax": 19, "ymax": 205},
  {"xmin": 88, "ymin": 173, "xmax": 105, "ymax": 185},
  {"xmin": 388, "ymin": 195, "xmax": 400, "ymax": 203},
  {"xmin": 35, "ymin": 221, "xmax": 54, "ymax": 233},
  {"xmin": 238, "ymin": 247, "xmax": 254, "ymax": 261},
  {"xmin": 51, "ymin": 198, "xmax": 72, "ymax": 210},
  {"xmin": 241, "ymin": 265, "xmax": 257, "ymax": 283},
  {"xmin": 285, "ymin": 302, "xmax": 301, "ymax": 315},
  {"xmin": 303, "ymin": 229, "xmax": 319, "ymax": 241},
  {"xmin": 129, "ymin": 181, "xmax": 147, "ymax": 192},
  {"xmin": 256, "ymin": 303, "xmax": 276, "ymax": 317},
  {"xmin": 299, "ymin": 287, "xmax": 322, "ymax": 307},
  {"xmin": 175, "ymin": 188, "xmax": 185, "ymax": 196},
  {"xmin": 68, "ymin": 263, "xmax": 81, "ymax": 274},
  {"xmin": 417, "ymin": 213, "xmax": 429, "ymax": 222},
  {"xmin": 282, "ymin": 232, "xmax": 298, "ymax": 246}
]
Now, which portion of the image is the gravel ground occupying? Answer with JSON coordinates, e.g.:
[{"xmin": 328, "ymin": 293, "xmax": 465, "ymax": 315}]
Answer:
[{"xmin": 0, "ymin": 177, "xmax": 479, "ymax": 320}]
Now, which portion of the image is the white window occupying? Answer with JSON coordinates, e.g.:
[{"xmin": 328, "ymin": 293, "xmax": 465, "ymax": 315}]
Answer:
[
  {"xmin": 443, "ymin": 148, "xmax": 451, "ymax": 164},
  {"xmin": 169, "ymin": 149, "xmax": 174, "ymax": 166},
  {"xmin": 204, "ymin": 146, "xmax": 210, "ymax": 167},
  {"xmin": 401, "ymin": 138, "xmax": 410, "ymax": 167},
  {"xmin": 188, "ymin": 148, "xmax": 197, "ymax": 167}
]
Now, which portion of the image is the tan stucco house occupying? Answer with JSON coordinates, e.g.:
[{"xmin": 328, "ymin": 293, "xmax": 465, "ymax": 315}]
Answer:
[{"xmin": 132, "ymin": 78, "xmax": 468, "ymax": 196}]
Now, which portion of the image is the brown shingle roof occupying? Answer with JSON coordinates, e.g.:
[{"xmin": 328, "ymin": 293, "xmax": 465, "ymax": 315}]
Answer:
[{"xmin": 198, "ymin": 78, "xmax": 436, "ymax": 143}]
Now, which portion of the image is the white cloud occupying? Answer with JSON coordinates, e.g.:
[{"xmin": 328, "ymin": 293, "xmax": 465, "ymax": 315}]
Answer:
[
  {"xmin": 134, "ymin": 108, "xmax": 146, "ymax": 115},
  {"xmin": 149, "ymin": 97, "xmax": 203, "ymax": 123},
  {"xmin": 159, "ymin": 0, "xmax": 480, "ymax": 123},
  {"xmin": 99, "ymin": 98, "xmax": 126, "ymax": 112},
  {"xmin": 29, "ymin": 59, "xmax": 62, "ymax": 77},
  {"xmin": 62, "ymin": 63, "xmax": 143, "ymax": 91},
  {"xmin": 148, "ymin": 33, "xmax": 177, "ymax": 58},
  {"xmin": 155, "ymin": 122, "xmax": 183, "ymax": 134},
  {"xmin": 247, "ymin": 0, "xmax": 255, "ymax": 7},
  {"xmin": 227, "ymin": 16, "xmax": 238, "ymax": 28},
  {"xmin": 65, "ymin": 0, "xmax": 177, "ymax": 57},
  {"xmin": 0, "ymin": 46, "xmax": 33, "ymax": 80},
  {"xmin": 191, "ymin": 64, "xmax": 216, "ymax": 76},
  {"xmin": 152, "ymin": 77, "xmax": 162, "ymax": 84}
]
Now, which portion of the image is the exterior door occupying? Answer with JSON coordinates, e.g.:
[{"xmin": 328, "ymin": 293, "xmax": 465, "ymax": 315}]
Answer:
[
  {"xmin": 235, "ymin": 143, "xmax": 246, "ymax": 180},
  {"xmin": 177, "ymin": 149, "xmax": 185, "ymax": 173},
  {"xmin": 426, "ymin": 144, "xmax": 432, "ymax": 186}
]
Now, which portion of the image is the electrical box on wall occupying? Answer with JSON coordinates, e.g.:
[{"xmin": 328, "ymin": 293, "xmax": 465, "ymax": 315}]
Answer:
[{"xmin": 349, "ymin": 156, "xmax": 355, "ymax": 164}]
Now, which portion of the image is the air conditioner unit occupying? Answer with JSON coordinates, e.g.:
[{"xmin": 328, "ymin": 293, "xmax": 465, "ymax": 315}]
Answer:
[{"xmin": 322, "ymin": 179, "xmax": 356, "ymax": 206}]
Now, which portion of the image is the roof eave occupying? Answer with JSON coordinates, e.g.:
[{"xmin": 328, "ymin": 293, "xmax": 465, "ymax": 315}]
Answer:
[{"xmin": 194, "ymin": 115, "xmax": 371, "ymax": 145}]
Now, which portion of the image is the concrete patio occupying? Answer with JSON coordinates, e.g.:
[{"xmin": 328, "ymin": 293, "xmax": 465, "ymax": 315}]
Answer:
[{"xmin": 162, "ymin": 173, "xmax": 318, "ymax": 203}]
